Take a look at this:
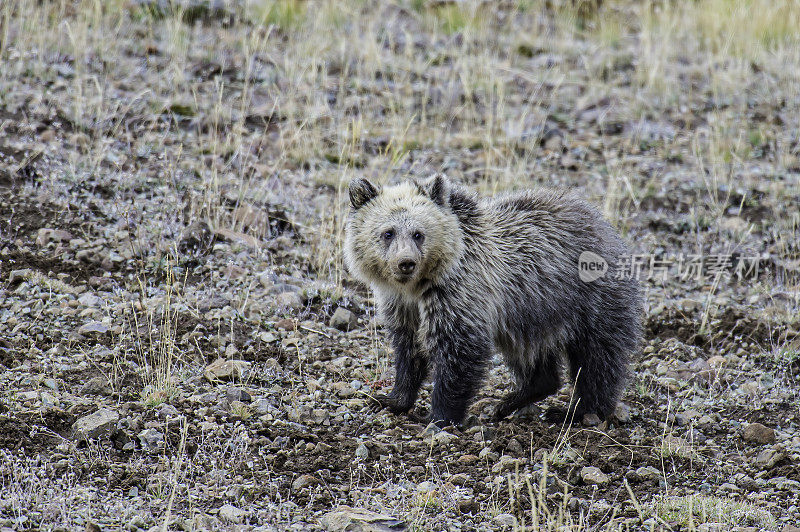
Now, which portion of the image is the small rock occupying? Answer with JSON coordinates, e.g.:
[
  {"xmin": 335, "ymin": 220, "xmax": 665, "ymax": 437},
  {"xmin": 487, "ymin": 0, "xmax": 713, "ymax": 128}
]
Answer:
[
  {"xmin": 320, "ymin": 506, "xmax": 406, "ymax": 531},
  {"xmin": 138, "ymin": 428, "xmax": 165, "ymax": 453},
  {"xmin": 743, "ymin": 423, "xmax": 775, "ymax": 444},
  {"xmin": 78, "ymin": 293, "xmax": 104, "ymax": 307},
  {"xmin": 8, "ymin": 269, "xmax": 32, "ymax": 284},
  {"xmin": 77, "ymin": 321, "xmax": 110, "ymax": 335},
  {"xmin": 419, "ymin": 422, "xmax": 442, "ymax": 439},
  {"xmin": 330, "ymin": 307, "xmax": 358, "ymax": 331},
  {"xmin": 157, "ymin": 404, "xmax": 181, "ymax": 420},
  {"xmin": 36, "ymin": 228, "xmax": 73, "ymax": 247},
  {"xmin": 218, "ymin": 503, "xmax": 245, "ymax": 524},
  {"xmin": 492, "ymin": 455, "xmax": 522, "ymax": 474},
  {"xmin": 457, "ymin": 497, "xmax": 478, "ymax": 514},
  {"xmin": 450, "ymin": 473, "xmax": 469, "ymax": 486},
  {"xmin": 259, "ymin": 331, "xmax": 277, "ymax": 342},
  {"xmin": 276, "ymin": 291, "xmax": 302, "ymax": 310},
  {"xmin": 611, "ymin": 403, "xmax": 631, "ymax": 423},
  {"xmin": 85, "ymin": 522, "xmax": 102, "ymax": 532},
  {"xmin": 355, "ymin": 443, "xmax": 369, "ymax": 460},
  {"xmin": 582, "ymin": 413, "xmax": 601, "ymax": 426},
  {"xmin": 493, "ymin": 513, "xmax": 517, "ymax": 528},
  {"xmin": 81, "ymin": 376, "xmax": 112, "ymax": 395},
  {"xmin": 179, "ymin": 221, "xmax": 214, "ymax": 255},
  {"xmin": 253, "ymin": 398, "xmax": 276, "ymax": 415},
  {"xmin": 203, "ymin": 359, "xmax": 251, "ymax": 382},
  {"xmin": 226, "ymin": 386, "xmax": 252, "ymax": 403},
  {"xmin": 634, "ymin": 466, "xmax": 661, "ymax": 480},
  {"xmin": 781, "ymin": 526, "xmax": 800, "ymax": 532},
  {"xmin": 276, "ymin": 318, "xmax": 297, "ymax": 330},
  {"xmin": 73, "ymin": 408, "xmax": 119, "ymax": 441},
  {"xmin": 755, "ymin": 448, "xmax": 784, "ymax": 469},
  {"xmin": 707, "ymin": 355, "xmax": 727, "ymax": 367},
  {"xmin": 292, "ymin": 474, "xmax": 319, "ymax": 491},
  {"xmin": 432, "ymin": 430, "xmax": 457, "ymax": 446},
  {"xmin": 580, "ymin": 466, "xmax": 609, "ymax": 485}
]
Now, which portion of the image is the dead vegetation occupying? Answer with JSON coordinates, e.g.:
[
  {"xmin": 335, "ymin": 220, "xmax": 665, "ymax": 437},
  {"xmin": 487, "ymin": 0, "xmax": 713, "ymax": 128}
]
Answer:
[{"xmin": 0, "ymin": 0, "xmax": 799, "ymax": 530}]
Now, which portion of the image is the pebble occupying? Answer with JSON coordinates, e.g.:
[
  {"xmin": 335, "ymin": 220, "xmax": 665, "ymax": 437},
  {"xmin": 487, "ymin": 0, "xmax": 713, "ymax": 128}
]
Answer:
[
  {"xmin": 73, "ymin": 408, "xmax": 119, "ymax": 441},
  {"xmin": 275, "ymin": 291, "xmax": 302, "ymax": 310},
  {"xmin": 77, "ymin": 321, "xmax": 110, "ymax": 335},
  {"xmin": 292, "ymin": 474, "xmax": 319, "ymax": 491},
  {"xmin": 157, "ymin": 404, "xmax": 181, "ymax": 420},
  {"xmin": 493, "ymin": 513, "xmax": 517, "ymax": 528},
  {"xmin": 138, "ymin": 428, "xmax": 165, "ymax": 453},
  {"xmin": 218, "ymin": 503, "xmax": 245, "ymax": 524},
  {"xmin": 580, "ymin": 466, "xmax": 609, "ymax": 485},
  {"xmin": 355, "ymin": 443, "xmax": 369, "ymax": 460},
  {"xmin": 330, "ymin": 307, "xmax": 358, "ymax": 330},
  {"xmin": 226, "ymin": 386, "xmax": 252, "ymax": 403},
  {"xmin": 755, "ymin": 448, "xmax": 784, "ymax": 469},
  {"xmin": 203, "ymin": 359, "xmax": 251, "ymax": 382},
  {"xmin": 743, "ymin": 423, "xmax": 776, "ymax": 444},
  {"xmin": 612, "ymin": 402, "xmax": 631, "ymax": 423},
  {"xmin": 582, "ymin": 413, "xmax": 601, "ymax": 426},
  {"xmin": 320, "ymin": 506, "xmax": 405, "ymax": 532}
]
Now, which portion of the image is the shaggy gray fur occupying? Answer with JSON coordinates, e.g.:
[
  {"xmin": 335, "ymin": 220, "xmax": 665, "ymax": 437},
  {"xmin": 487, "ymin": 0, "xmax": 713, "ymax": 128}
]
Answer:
[{"xmin": 344, "ymin": 175, "xmax": 642, "ymax": 426}]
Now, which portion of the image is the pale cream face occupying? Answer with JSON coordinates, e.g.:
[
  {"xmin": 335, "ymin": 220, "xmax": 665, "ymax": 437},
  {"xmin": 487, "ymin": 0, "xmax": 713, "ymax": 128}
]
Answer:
[{"xmin": 344, "ymin": 182, "xmax": 463, "ymax": 293}]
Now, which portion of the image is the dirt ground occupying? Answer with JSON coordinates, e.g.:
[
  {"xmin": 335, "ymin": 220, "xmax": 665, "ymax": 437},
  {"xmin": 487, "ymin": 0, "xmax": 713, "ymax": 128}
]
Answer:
[{"xmin": 0, "ymin": 1, "xmax": 799, "ymax": 530}]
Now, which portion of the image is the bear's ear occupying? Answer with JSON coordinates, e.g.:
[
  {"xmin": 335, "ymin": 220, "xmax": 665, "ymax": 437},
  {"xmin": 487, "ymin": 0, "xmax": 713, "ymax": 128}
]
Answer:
[
  {"xmin": 349, "ymin": 178, "xmax": 379, "ymax": 209},
  {"xmin": 418, "ymin": 173, "xmax": 450, "ymax": 207}
]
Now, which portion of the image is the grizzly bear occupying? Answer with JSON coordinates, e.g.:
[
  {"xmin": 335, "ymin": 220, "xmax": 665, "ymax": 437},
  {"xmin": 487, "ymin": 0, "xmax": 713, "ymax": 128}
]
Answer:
[{"xmin": 344, "ymin": 174, "xmax": 642, "ymax": 426}]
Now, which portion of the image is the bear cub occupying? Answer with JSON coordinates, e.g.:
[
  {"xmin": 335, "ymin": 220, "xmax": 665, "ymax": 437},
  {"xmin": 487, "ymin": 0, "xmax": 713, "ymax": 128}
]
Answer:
[{"xmin": 344, "ymin": 174, "xmax": 642, "ymax": 426}]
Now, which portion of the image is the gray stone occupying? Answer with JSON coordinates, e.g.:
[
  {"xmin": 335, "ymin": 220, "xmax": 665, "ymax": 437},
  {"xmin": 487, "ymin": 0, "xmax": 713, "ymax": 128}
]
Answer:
[
  {"xmin": 78, "ymin": 293, "xmax": 104, "ymax": 307},
  {"xmin": 218, "ymin": 503, "xmax": 245, "ymax": 524},
  {"xmin": 582, "ymin": 413, "xmax": 601, "ymax": 426},
  {"xmin": 493, "ymin": 513, "xmax": 517, "ymax": 528},
  {"xmin": 35, "ymin": 228, "xmax": 73, "ymax": 247},
  {"xmin": 138, "ymin": 428, "xmax": 165, "ymax": 453},
  {"xmin": 275, "ymin": 291, "xmax": 302, "ymax": 310},
  {"xmin": 330, "ymin": 307, "xmax": 358, "ymax": 331},
  {"xmin": 253, "ymin": 398, "xmax": 276, "ymax": 416},
  {"xmin": 226, "ymin": 386, "xmax": 251, "ymax": 403},
  {"xmin": 77, "ymin": 321, "xmax": 110, "ymax": 335},
  {"xmin": 8, "ymin": 269, "xmax": 32, "ymax": 284},
  {"xmin": 203, "ymin": 358, "xmax": 251, "ymax": 382},
  {"xmin": 157, "ymin": 404, "xmax": 181, "ymax": 420},
  {"xmin": 81, "ymin": 376, "xmax": 112, "ymax": 395},
  {"xmin": 320, "ymin": 506, "xmax": 406, "ymax": 531},
  {"xmin": 580, "ymin": 466, "xmax": 609, "ymax": 485},
  {"xmin": 612, "ymin": 403, "xmax": 631, "ymax": 423},
  {"xmin": 755, "ymin": 448, "xmax": 784, "ymax": 469},
  {"xmin": 355, "ymin": 443, "xmax": 369, "ymax": 460},
  {"xmin": 634, "ymin": 466, "xmax": 661, "ymax": 480},
  {"xmin": 73, "ymin": 408, "xmax": 119, "ymax": 440}
]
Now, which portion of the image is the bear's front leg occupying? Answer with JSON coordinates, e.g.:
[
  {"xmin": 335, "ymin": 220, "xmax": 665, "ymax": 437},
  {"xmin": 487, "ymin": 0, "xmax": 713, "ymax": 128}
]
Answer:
[
  {"xmin": 426, "ymin": 312, "xmax": 491, "ymax": 427},
  {"xmin": 373, "ymin": 296, "xmax": 427, "ymax": 414},
  {"xmin": 378, "ymin": 325, "xmax": 427, "ymax": 413}
]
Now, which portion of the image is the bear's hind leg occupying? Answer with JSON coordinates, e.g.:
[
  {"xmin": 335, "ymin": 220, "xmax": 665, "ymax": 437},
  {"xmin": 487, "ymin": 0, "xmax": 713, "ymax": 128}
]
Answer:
[
  {"xmin": 565, "ymin": 334, "xmax": 628, "ymax": 419},
  {"xmin": 494, "ymin": 351, "xmax": 560, "ymax": 421}
]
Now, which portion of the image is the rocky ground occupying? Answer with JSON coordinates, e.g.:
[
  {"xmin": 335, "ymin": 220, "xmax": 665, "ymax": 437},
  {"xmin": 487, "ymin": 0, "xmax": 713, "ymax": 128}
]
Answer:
[{"xmin": 0, "ymin": 1, "xmax": 799, "ymax": 530}]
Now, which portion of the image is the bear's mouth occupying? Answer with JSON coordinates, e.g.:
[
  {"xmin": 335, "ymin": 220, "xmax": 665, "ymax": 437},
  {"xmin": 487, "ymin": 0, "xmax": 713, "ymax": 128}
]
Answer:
[{"xmin": 393, "ymin": 272, "xmax": 414, "ymax": 284}]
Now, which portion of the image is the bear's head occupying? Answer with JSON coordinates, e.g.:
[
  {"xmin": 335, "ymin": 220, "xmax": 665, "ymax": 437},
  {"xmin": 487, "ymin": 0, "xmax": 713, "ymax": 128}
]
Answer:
[{"xmin": 344, "ymin": 174, "xmax": 464, "ymax": 292}]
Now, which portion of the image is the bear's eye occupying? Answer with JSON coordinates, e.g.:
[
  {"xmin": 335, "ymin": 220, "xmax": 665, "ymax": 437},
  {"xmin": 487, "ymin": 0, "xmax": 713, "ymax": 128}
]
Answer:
[
  {"xmin": 412, "ymin": 231, "xmax": 424, "ymax": 242},
  {"xmin": 382, "ymin": 229, "xmax": 395, "ymax": 241}
]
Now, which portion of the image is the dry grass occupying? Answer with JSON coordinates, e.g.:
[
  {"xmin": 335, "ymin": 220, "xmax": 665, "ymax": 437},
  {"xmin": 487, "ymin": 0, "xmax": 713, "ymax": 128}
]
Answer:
[{"xmin": 1, "ymin": 0, "xmax": 799, "ymax": 529}]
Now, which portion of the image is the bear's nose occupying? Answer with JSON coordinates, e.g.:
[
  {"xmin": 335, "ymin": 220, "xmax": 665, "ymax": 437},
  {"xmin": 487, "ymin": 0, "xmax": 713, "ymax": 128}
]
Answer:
[{"xmin": 398, "ymin": 260, "xmax": 416, "ymax": 274}]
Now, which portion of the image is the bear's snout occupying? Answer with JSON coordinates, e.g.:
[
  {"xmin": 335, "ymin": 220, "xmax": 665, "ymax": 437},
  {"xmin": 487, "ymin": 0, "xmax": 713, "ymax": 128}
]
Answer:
[{"xmin": 398, "ymin": 260, "xmax": 416, "ymax": 274}]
